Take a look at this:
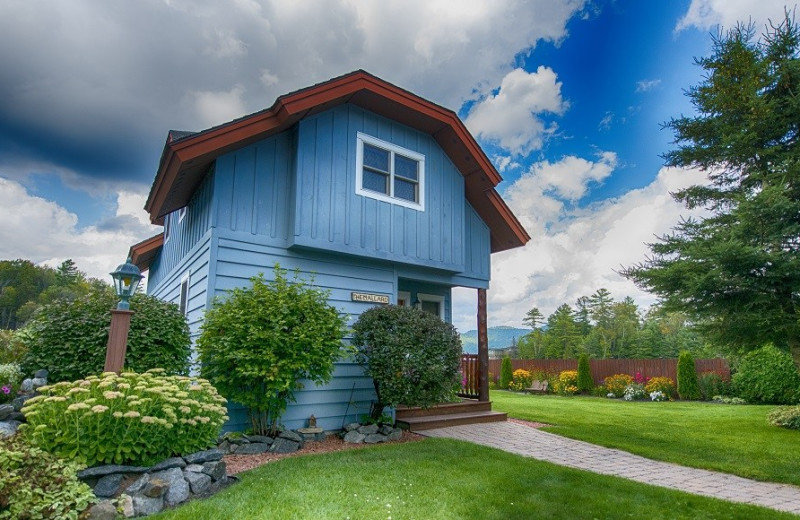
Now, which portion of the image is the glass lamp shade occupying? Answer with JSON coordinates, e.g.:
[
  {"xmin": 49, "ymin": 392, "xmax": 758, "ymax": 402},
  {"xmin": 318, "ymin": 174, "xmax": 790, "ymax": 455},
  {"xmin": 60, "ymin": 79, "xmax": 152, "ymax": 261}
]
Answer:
[{"xmin": 110, "ymin": 257, "xmax": 143, "ymax": 310}]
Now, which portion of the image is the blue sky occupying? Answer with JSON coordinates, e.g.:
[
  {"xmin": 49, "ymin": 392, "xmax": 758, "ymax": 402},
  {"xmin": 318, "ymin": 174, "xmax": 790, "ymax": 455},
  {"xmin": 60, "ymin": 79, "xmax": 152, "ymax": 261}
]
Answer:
[{"xmin": 0, "ymin": 0, "xmax": 793, "ymax": 331}]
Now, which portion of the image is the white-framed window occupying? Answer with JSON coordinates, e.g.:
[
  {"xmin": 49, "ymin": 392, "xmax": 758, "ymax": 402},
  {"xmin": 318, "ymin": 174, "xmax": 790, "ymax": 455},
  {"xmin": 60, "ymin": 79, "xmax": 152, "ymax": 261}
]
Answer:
[
  {"xmin": 179, "ymin": 272, "xmax": 190, "ymax": 316},
  {"xmin": 356, "ymin": 132, "xmax": 425, "ymax": 211},
  {"xmin": 164, "ymin": 213, "xmax": 172, "ymax": 243},
  {"xmin": 417, "ymin": 293, "xmax": 444, "ymax": 320},
  {"xmin": 178, "ymin": 206, "xmax": 187, "ymax": 223}
]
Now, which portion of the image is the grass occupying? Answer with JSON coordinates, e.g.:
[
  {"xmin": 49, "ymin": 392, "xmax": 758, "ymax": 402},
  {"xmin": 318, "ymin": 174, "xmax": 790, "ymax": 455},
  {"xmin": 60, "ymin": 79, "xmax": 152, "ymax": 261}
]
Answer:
[
  {"xmin": 153, "ymin": 438, "xmax": 793, "ymax": 520},
  {"xmin": 491, "ymin": 390, "xmax": 800, "ymax": 485}
]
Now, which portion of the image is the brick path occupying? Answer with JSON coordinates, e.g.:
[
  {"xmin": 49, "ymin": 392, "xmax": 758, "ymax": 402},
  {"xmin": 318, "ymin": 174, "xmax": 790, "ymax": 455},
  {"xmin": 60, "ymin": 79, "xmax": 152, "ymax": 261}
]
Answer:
[{"xmin": 420, "ymin": 421, "xmax": 800, "ymax": 515}]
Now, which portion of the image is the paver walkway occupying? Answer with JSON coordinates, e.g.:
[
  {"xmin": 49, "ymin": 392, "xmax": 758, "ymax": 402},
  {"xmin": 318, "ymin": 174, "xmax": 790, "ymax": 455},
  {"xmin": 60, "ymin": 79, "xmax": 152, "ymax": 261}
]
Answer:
[{"xmin": 420, "ymin": 421, "xmax": 800, "ymax": 515}]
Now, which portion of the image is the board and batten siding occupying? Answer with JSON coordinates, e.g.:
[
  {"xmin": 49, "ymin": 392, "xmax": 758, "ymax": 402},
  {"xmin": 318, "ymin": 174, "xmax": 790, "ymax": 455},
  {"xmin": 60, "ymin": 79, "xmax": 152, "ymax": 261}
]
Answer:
[
  {"xmin": 211, "ymin": 229, "xmax": 396, "ymax": 432},
  {"xmin": 291, "ymin": 104, "xmax": 467, "ymax": 273}
]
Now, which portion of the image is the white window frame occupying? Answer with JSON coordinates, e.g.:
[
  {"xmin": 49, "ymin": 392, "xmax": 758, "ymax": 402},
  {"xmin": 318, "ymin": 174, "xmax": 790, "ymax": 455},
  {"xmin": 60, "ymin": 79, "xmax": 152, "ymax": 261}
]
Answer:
[
  {"xmin": 179, "ymin": 272, "xmax": 190, "ymax": 317},
  {"xmin": 164, "ymin": 212, "xmax": 171, "ymax": 243},
  {"xmin": 417, "ymin": 293, "xmax": 444, "ymax": 320},
  {"xmin": 355, "ymin": 132, "xmax": 425, "ymax": 211},
  {"xmin": 178, "ymin": 206, "xmax": 187, "ymax": 223}
]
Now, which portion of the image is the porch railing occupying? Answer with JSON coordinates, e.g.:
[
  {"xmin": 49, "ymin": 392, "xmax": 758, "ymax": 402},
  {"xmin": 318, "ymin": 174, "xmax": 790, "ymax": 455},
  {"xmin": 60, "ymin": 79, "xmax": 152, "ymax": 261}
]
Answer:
[{"xmin": 458, "ymin": 354, "xmax": 480, "ymax": 399}]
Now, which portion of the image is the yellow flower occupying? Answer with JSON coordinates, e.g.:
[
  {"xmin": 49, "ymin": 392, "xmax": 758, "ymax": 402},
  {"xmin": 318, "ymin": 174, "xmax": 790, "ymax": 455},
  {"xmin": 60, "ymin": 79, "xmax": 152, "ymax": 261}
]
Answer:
[{"xmin": 45, "ymin": 396, "xmax": 67, "ymax": 403}]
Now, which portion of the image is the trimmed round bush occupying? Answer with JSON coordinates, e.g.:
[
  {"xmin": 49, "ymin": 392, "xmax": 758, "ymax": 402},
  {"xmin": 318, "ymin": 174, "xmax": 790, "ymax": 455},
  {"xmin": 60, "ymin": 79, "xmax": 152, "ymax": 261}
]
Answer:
[
  {"xmin": 0, "ymin": 435, "xmax": 95, "ymax": 519},
  {"xmin": 21, "ymin": 289, "xmax": 191, "ymax": 382},
  {"xmin": 197, "ymin": 268, "xmax": 346, "ymax": 435},
  {"xmin": 19, "ymin": 369, "xmax": 227, "ymax": 467},
  {"xmin": 677, "ymin": 351, "xmax": 700, "ymax": 400},
  {"xmin": 732, "ymin": 345, "xmax": 800, "ymax": 405},
  {"xmin": 577, "ymin": 353, "xmax": 593, "ymax": 393},
  {"xmin": 768, "ymin": 405, "xmax": 800, "ymax": 430},
  {"xmin": 352, "ymin": 305, "xmax": 461, "ymax": 417}
]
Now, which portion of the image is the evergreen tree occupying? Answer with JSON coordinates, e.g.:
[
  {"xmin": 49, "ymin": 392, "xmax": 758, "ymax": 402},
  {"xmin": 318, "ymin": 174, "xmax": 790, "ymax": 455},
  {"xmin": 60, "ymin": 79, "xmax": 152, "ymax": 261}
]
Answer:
[
  {"xmin": 544, "ymin": 304, "xmax": 580, "ymax": 359},
  {"xmin": 523, "ymin": 307, "xmax": 544, "ymax": 330},
  {"xmin": 623, "ymin": 15, "xmax": 800, "ymax": 372}
]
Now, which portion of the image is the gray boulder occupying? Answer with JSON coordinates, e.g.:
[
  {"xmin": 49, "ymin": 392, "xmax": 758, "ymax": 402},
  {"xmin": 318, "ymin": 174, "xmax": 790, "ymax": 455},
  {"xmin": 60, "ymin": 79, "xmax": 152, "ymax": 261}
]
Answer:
[
  {"xmin": 93, "ymin": 473, "xmax": 124, "ymax": 498},
  {"xmin": 357, "ymin": 423, "xmax": 379, "ymax": 435},
  {"xmin": 78, "ymin": 464, "xmax": 149, "ymax": 480},
  {"xmin": 387, "ymin": 428, "xmax": 403, "ymax": 441},
  {"xmin": 86, "ymin": 501, "xmax": 118, "ymax": 520},
  {"xmin": 132, "ymin": 495, "xmax": 163, "ymax": 517},
  {"xmin": 234, "ymin": 442, "xmax": 271, "ymax": 455},
  {"xmin": 152, "ymin": 467, "xmax": 190, "ymax": 505},
  {"xmin": 184, "ymin": 470, "xmax": 212, "ymax": 494},
  {"xmin": 344, "ymin": 422, "xmax": 361, "ymax": 432},
  {"xmin": 19, "ymin": 378, "xmax": 34, "ymax": 393},
  {"xmin": 343, "ymin": 430, "xmax": 365, "ymax": 444},
  {"xmin": 244, "ymin": 434, "xmax": 273, "ymax": 444},
  {"xmin": 125, "ymin": 474, "xmax": 150, "ymax": 495},
  {"xmin": 30, "ymin": 377, "xmax": 47, "ymax": 390},
  {"xmin": 0, "ymin": 404, "xmax": 14, "ymax": 420},
  {"xmin": 0, "ymin": 421, "xmax": 21, "ymax": 438},
  {"xmin": 183, "ymin": 448, "xmax": 223, "ymax": 465},
  {"xmin": 364, "ymin": 433, "xmax": 386, "ymax": 444},
  {"xmin": 184, "ymin": 464, "xmax": 204, "ymax": 473},
  {"xmin": 279, "ymin": 430, "xmax": 303, "ymax": 443},
  {"xmin": 202, "ymin": 460, "xmax": 227, "ymax": 482},
  {"xmin": 34, "ymin": 369, "xmax": 49, "ymax": 379},
  {"xmin": 270, "ymin": 437, "xmax": 300, "ymax": 454},
  {"xmin": 151, "ymin": 457, "xmax": 187, "ymax": 472}
]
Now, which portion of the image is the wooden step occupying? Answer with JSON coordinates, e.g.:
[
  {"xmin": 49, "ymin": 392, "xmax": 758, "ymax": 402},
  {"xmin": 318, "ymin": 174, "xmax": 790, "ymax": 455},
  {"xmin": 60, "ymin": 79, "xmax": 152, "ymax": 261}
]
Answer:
[
  {"xmin": 396, "ymin": 410, "xmax": 507, "ymax": 431},
  {"xmin": 395, "ymin": 400, "xmax": 493, "ymax": 419}
]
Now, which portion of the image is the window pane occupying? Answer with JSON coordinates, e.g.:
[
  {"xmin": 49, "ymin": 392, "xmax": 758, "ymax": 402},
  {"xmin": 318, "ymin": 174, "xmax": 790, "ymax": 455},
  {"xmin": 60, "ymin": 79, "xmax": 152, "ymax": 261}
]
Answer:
[
  {"xmin": 395, "ymin": 155, "xmax": 418, "ymax": 181},
  {"xmin": 394, "ymin": 178, "xmax": 417, "ymax": 202},
  {"xmin": 363, "ymin": 169, "xmax": 389, "ymax": 194},
  {"xmin": 363, "ymin": 144, "xmax": 389, "ymax": 172},
  {"xmin": 421, "ymin": 300, "xmax": 440, "ymax": 316}
]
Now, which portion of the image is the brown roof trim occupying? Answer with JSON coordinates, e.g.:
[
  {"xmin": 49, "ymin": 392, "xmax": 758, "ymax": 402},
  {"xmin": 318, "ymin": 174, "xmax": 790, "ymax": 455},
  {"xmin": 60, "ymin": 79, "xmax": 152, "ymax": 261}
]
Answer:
[
  {"xmin": 129, "ymin": 233, "xmax": 164, "ymax": 272},
  {"xmin": 144, "ymin": 70, "xmax": 529, "ymax": 251}
]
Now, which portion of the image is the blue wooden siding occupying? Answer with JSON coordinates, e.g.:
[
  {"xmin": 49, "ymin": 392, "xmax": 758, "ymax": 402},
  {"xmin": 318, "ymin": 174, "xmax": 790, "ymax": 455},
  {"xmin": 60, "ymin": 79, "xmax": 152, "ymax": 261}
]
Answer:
[
  {"xmin": 148, "ymin": 170, "xmax": 215, "ymax": 289},
  {"xmin": 291, "ymin": 105, "xmax": 466, "ymax": 272}
]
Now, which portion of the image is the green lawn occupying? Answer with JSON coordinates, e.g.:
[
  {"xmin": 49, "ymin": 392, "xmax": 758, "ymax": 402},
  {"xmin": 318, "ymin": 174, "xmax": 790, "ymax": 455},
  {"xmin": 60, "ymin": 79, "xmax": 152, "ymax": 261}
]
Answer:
[
  {"xmin": 154, "ymin": 438, "xmax": 793, "ymax": 520},
  {"xmin": 491, "ymin": 390, "xmax": 800, "ymax": 485}
]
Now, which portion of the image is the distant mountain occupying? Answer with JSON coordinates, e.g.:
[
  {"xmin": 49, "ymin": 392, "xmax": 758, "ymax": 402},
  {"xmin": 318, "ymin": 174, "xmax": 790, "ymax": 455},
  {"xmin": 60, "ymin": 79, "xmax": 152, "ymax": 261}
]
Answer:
[{"xmin": 459, "ymin": 326, "xmax": 532, "ymax": 354}]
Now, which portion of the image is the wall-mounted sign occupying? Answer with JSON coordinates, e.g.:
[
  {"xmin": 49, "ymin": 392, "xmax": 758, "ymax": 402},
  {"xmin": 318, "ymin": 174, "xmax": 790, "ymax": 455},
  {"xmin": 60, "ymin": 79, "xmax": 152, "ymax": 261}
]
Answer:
[{"xmin": 351, "ymin": 292, "xmax": 390, "ymax": 304}]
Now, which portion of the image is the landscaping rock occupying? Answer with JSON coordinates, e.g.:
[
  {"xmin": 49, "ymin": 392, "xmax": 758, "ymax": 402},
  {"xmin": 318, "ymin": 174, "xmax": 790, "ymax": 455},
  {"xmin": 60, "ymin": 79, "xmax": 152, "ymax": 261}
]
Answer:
[
  {"xmin": 279, "ymin": 429, "xmax": 303, "ymax": 444},
  {"xmin": 387, "ymin": 428, "xmax": 403, "ymax": 441},
  {"xmin": 184, "ymin": 448, "xmax": 223, "ymax": 465},
  {"xmin": 245, "ymin": 435, "xmax": 273, "ymax": 444},
  {"xmin": 86, "ymin": 501, "xmax": 118, "ymax": 520},
  {"xmin": 184, "ymin": 464, "xmax": 204, "ymax": 473},
  {"xmin": 150, "ymin": 457, "xmax": 186, "ymax": 472},
  {"xmin": 184, "ymin": 470, "xmax": 212, "ymax": 494},
  {"xmin": 6, "ymin": 411, "xmax": 24, "ymax": 422},
  {"xmin": 379, "ymin": 425, "xmax": 394, "ymax": 436},
  {"xmin": 153, "ymin": 467, "xmax": 190, "ymax": 505},
  {"xmin": 34, "ymin": 369, "xmax": 49, "ymax": 379},
  {"xmin": 0, "ymin": 420, "xmax": 20, "ymax": 437},
  {"xmin": 132, "ymin": 494, "xmax": 163, "ymax": 517},
  {"xmin": 119, "ymin": 495, "xmax": 134, "ymax": 518},
  {"xmin": 93, "ymin": 473, "xmax": 124, "ymax": 498},
  {"xmin": 217, "ymin": 439, "xmax": 233, "ymax": 454},
  {"xmin": 364, "ymin": 433, "xmax": 386, "ymax": 444},
  {"xmin": 344, "ymin": 422, "xmax": 361, "ymax": 432},
  {"xmin": 143, "ymin": 478, "xmax": 168, "ymax": 499},
  {"xmin": 19, "ymin": 378, "xmax": 34, "ymax": 393},
  {"xmin": 0, "ymin": 404, "xmax": 14, "ymax": 420},
  {"xmin": 270, "ymin": 437, "xmax": 300, "ymax": 454},
  {"xmin": 30, "ymin": 377, "xmax": 47, "ymax": 390},
  {"xmin": 78, "ymin": 464, "xmax": 149, "ymax": 480},
  {"xmin": 11, "ymin": 394, "xmax": 32, "ymax": 411},
  {"xmin": 357, "ymin": 423, "xmax": 379, "ymax": 435},
  {"xmin": 297, "ymin": 427, "xmax": 325, "ymax": 441},
  {"xmin": 234, "ymin": 442, "xmax": 271, "ymax": 455},
  {"xmin": 202, "ymin": 460, "xmax": 227, "ymax": 482},
  {"xmin": 126, "ymin": 474, "xmax": 150, "ymax": 495},
  {"xmin": 343, "ymin": 430, "xmax": 365, "ymax": 444}
]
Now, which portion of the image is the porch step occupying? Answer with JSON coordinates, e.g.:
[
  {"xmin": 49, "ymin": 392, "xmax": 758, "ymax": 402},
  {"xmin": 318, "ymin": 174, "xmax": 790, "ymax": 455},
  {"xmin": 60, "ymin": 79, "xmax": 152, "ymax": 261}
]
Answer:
[
  {"xmin": 396, "ymin": 410, "xmax": 507, "ymax": 431},
  {"xmin": 395, "ymin": 400, "xmax": 493, "ymax": 419}
]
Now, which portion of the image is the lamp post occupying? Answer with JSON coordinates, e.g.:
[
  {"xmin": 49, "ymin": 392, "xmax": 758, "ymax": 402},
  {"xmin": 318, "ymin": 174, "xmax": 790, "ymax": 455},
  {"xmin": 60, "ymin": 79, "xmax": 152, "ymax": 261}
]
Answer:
[{"xmin": 104, "ymin": 257, "xmax": 143, "ymax": 373}]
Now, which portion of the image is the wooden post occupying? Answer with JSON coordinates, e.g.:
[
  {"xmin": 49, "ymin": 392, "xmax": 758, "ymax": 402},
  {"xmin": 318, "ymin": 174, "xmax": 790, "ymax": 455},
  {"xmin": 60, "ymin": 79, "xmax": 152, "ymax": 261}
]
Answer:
[
  {"xmin": 477, "ymin": 288, "xmax": 489, "ymax": 402},
  {"xmin": 104, "ymin": 309, "xmax": 134, "ymax": 373}
]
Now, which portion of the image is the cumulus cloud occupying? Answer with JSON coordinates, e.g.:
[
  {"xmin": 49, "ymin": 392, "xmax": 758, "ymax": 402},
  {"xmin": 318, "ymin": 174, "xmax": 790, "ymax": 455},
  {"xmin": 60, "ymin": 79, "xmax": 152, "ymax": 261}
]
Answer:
[
  {"xmin": 466, "ymin": 67, "xmax": 569, "ymax": 156},
  {"xmin": 676, "ymin": 0, "xmax": 794, "ymax": 32},
  {"xmin": 0, "ymin": 178, "xmax": 159, "ymax": 281},
  {"xmin": 451, "ymin": 161, "xmax": 709, "ymax": 332}
]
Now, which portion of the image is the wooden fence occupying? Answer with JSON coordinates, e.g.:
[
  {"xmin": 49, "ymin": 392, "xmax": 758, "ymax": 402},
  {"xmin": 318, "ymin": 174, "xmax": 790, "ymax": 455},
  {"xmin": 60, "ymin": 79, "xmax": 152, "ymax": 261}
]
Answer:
[
  {"xmin": 484, "ymin": 358, "xmax": 730, "ymax": 385},
  {"xmin": 458, "ymin": 354, "xmax": 480, "ymax": 399}
]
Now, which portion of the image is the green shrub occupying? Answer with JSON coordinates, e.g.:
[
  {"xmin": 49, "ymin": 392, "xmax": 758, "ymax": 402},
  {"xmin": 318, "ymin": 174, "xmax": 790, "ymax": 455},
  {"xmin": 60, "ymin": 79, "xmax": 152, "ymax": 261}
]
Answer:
[
  {"xmin": 697, "ymin": 371, "xmax": 730, "ymax": 401},
  {"xmin": 577, "ymin": 354, "xmax": 593, "ymax": 393},
  {"xmin": 732, "ymin": 345, "xmax": 800, "ymax": 404},
  {"xmin": 0, "ymin": 364, "xmax": 22, "ymax": 405},
  {"xmin": 603, "ymin": 374, "xmax": 633, "ymax": 397},
  {"xmin": 0, "ymin": 434, "xmax": 95, "ymax": 519},
  {"xmin": 352, "ymin": 305, "xmax": 461, "ymax": 417},
  {"xmin": 499, "ymin": 357, "xmax": 513, "ymax": 389},
  {"xmin": 0, "ymin": 329, "xmax": 27, "ymax": 365},
  {"xmin": 677, "ymin": 351, "xmax": 700, "ymax": 400},
  {"xmin": 21, "ymin": 289, "xmax": 190, "ymax": 382},
  {"xmin": 198, "ymin": 267, "xmax": 346, "ymax": 434},
  {"xmin": 19, "ymin": 369, "xmax": 227, "ymax": 467},
  {"xmin": 644, "ymin": 377, "xmax": 676, "ymax": 398},
  {"xmin": 767, "ymin": 406, "xmax": 800, "ymax": 430}
]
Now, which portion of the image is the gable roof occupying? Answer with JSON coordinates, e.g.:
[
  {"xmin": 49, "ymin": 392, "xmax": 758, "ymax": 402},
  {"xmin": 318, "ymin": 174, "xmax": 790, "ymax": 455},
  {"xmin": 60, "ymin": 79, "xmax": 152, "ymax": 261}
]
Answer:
[{"xmin": 143, "ymin": 70, "xmax": 529, "ymax": 255}]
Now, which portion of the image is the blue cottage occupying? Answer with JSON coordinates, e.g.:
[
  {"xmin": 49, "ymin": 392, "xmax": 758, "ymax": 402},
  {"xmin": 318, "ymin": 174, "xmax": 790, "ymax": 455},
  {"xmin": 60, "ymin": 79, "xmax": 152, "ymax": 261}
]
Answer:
[{"xmin": 130, "ymin": 71, "xmax": 530, "ymax": 431}]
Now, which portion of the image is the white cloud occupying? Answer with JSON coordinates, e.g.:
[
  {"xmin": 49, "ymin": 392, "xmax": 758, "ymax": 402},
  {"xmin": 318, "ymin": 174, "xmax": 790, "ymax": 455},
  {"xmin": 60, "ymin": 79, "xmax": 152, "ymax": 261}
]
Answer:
[
  {"xmin": 676, "ymin": 0, "xmax": 795, "ymax": 32},
  {"xmin": 0, "ymin": 177, "xmax": 159, "ymax": 281},
  {"xmin": 186, "ymin": 85, "xmax": 248, "ymax": 128},
  {"xmin": 636, "ymin": 79, "xmax": 661, "ymax": 92},
  {"xmin": 451, "ymin": 162, "xmax": 709, "ymax": 333},
  {"xmin": 466, "ymin": 67, "xmax": 569, "ymax": 156}
]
